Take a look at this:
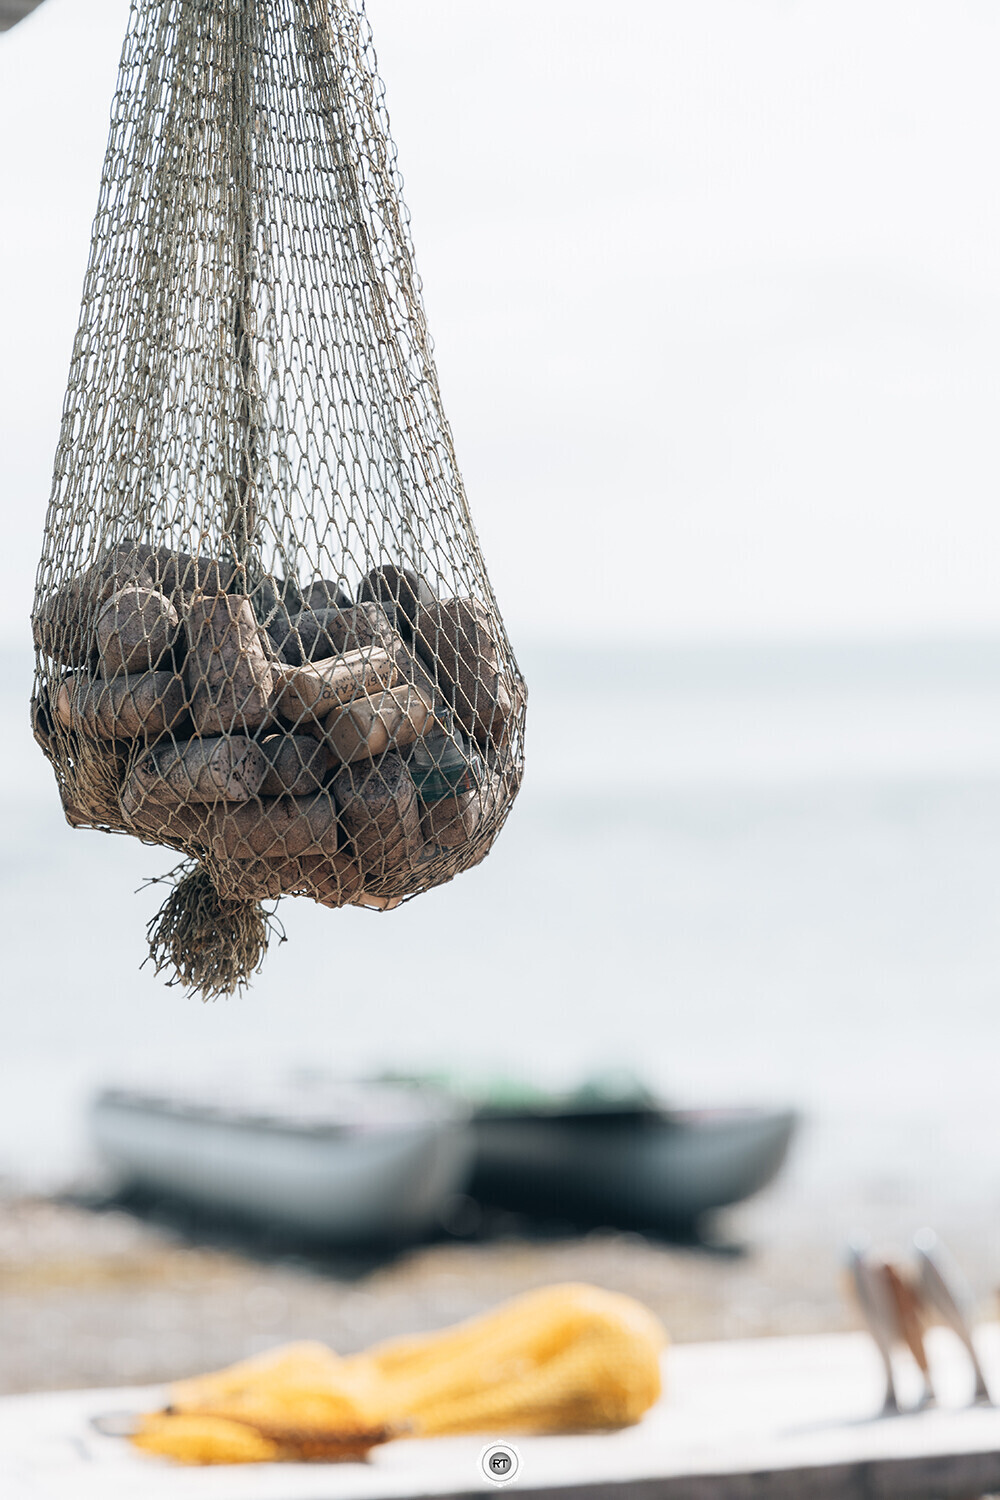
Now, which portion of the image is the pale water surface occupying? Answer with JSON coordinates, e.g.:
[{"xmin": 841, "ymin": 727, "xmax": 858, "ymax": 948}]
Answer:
[{"xmin": 2, "ymin": 638, "xmax": 999, "ymax": 1258}]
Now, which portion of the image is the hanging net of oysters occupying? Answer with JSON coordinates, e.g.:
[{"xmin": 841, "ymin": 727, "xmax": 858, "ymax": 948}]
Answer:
[{"xmin": 29, "ymin": 0, "xmax": 525, "ymax": 997}]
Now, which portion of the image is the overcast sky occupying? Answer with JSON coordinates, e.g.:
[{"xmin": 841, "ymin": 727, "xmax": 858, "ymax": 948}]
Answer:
[{"xmin": 3, "ymin": 0, "xmax": 1000, "ymax": 645}]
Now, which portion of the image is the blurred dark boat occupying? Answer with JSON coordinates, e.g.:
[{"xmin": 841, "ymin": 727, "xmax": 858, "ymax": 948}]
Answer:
[
  {"xmin": 89, "ymin": 1078, "xmax": 473, "ymax": 1244},
  {"xmin": 460, "ymin": 1075, "xmax": 798, "ymax": 1231}
]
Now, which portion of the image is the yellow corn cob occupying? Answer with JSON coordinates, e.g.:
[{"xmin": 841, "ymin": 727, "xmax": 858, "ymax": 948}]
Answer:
[
  {"xmin": 169, "ymin": 1341, "xmax": 346, "ymax": 1410},
  {"xmin": 401, "ymin": 1319, "xmax": 662, "ymax": 1434},
  {"xmin": 131, "ymin": 1409, "xmax": 386, "ymax": 1465},
  {"xmin": 132, "ymin": 1412, "xmax": 282, "ymax": 1465},
  {"xmin": 168, "ymin": 1339, "xmax": 388, "ymax": 1452},
  {"xmin": 179, "ymin": 1379, "xmax": 377, "ymax": 1440},
  {"xmin": 349, "ymin": 1284, "xmax": 665, "ymax": 1434}
]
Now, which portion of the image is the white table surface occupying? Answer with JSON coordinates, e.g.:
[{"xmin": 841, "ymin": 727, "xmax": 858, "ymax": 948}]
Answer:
[{"xmin": 4, "ymin": 1326, "xmax": 1000, "ymax": 1498}]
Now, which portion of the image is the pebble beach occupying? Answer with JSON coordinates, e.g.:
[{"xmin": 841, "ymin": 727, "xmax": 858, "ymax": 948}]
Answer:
[
  {"xmin": 0, "ymin": 1194, "xmax": 842, "ymax": 1396},
  {"xmin": 3, "ymin": 1177, "xmax": 999, "ymax": 1397}
]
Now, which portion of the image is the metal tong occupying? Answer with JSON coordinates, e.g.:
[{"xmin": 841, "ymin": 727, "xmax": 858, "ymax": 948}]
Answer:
[{"xmin": 846, "ymin": 1230, "xmax": 990, "ymax": 1415}]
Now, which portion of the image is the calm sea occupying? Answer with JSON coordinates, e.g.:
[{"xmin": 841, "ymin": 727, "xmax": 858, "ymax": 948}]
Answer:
[{"xmin": 2, "ymin": 636, "xmax": 1000, "ymax": 1252}]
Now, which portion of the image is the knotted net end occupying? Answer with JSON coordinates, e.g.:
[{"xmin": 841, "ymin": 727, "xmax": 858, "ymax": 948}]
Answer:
[{"xmin": 143, "ymin": 861, "xmax": 283, "ymax": 1001}]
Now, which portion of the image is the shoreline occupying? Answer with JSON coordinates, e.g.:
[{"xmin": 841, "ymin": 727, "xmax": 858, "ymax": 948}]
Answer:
[
  {"xmin": 0, "ymin": 1191, "xmax": 855, "ymax": 1396},
  {"xmin": 3, "ymin": 1144, "xmax": 998, "ymax": 1397}
]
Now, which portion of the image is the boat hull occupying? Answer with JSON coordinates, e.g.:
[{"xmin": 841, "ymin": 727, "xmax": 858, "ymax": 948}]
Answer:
[
  {"xmin": 469, "ymin": 1108, "xmax": 797, "ymax": 1228},
  {"xmin": 91, "ymin": 1095, "xmax": 473, "ymax": 1243}
]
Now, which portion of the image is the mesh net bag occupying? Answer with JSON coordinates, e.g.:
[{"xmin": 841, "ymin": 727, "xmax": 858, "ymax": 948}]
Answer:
[{"xmin": 30, "ymin": 0, "xmax": 526, "ymax": 998}]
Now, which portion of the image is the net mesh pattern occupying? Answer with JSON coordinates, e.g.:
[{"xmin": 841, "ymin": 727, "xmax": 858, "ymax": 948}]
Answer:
[{"xmin": 30, "ymin": 0, "xmax": 525, "ymax": 993}]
